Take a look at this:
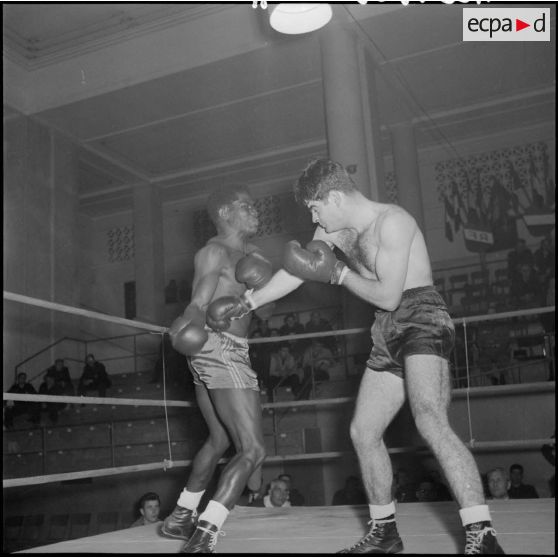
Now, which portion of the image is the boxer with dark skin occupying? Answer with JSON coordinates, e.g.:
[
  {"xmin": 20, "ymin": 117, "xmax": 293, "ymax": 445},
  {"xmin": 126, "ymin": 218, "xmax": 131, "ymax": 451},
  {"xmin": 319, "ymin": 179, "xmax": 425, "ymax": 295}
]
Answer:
[
  {"xmin": 159, "ymin": 185, "xmax": 271, "ymax": 553},
  {"xmin": 213, "ymin": 159, "xmax": 504, "ymax": 555}
]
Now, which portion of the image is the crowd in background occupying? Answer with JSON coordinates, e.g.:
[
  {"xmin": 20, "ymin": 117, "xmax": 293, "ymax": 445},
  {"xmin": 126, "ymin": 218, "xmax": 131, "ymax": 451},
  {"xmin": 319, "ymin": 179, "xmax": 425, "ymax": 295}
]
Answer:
[{"xmin": 4, "ymin": 354, "xmax": 110, "ymax": 429}]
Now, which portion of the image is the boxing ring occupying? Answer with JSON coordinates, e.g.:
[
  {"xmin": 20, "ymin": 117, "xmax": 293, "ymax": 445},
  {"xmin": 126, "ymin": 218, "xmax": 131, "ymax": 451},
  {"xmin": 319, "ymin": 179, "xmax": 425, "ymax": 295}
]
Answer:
[{"xmin": 3, "ymin": 290, "xmax": 556, "ymax": 555}]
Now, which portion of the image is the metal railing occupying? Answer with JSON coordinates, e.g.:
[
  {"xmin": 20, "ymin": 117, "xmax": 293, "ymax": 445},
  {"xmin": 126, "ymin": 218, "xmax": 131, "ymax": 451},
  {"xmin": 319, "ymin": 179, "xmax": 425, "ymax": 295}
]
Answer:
[{"xmin": 14, "ymin": 333, "xmax": 159, "ymax": 386}]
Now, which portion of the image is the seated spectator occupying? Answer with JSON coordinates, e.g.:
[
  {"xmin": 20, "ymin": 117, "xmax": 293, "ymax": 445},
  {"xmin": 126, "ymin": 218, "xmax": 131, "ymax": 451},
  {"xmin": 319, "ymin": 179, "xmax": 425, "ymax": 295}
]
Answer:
[
  {"xmin": 249, "ymin": 478, "xmax": 291, "ymax": 508},
  {"xmin": 305, "ymin": 311, "xmax": 336, "ymax": 351},
  {"xmin": 305, "ymin": 310, "xmax": 333, "ymax": 334},
  {"xmin": 508, "ymin": 463, "xmax": 539, "ymax": 499},
  {"xmin": 251, "ymin": 316, "xmax": 272, "ymax": 339},
  {"xmin": 510, "ymin": 263, "xmax": 541, "ymax": 307},
  {"xmin": 78, "ymin": 354, "xmax": 112, "ymax": 398},
  {"xmin": 278, "ymin": 473, "xmax": 305, "ymax": 506},
  {"xmin": 541, "ymin": 433, "xmax": 555, "ymax": 497},
  {"xmin": 4, "ymin": 372, "xmax": 40, "ymax": 428},
  {"xmin": 302, "ymin": 339, "xmax": 335, "ymax": 383},
  {"xmin": 38, "ymin": 374, "xmax": 65, "ymax": 425},
  {"xmin": 46, "ymin": 358, "xmax": 73, "ymax": 391},
  {"xmin": 393, "ymin": 468, "xmax": 417, "ymax": 503},
  {"xmin": 279, "ymin": 312, "xmax": 305, "ymax": 355},
  {"xmin": 332, "ymin": 475, "xmax": 367, "ymax": 506},
  {"xmin": 269, "ymin": 342, "xmax": 301, "ymax": 394},
  {"xmin": 279, "ymin": 313, "xmax": 305, "ymax": 337},
  {"xmin": 486, "ymin": 468, "xmax": 510, "ymax": 500},
  {"xmin": 507, "ymin": 238, "xmax": 534, "ymax": 284},
  {"xmin": 299, "ymin": 339, "xmax": 338, "ymax": 398},
  {"xmin": 130, "ymin": 492, "xmax": 161, "ymax": 527}
]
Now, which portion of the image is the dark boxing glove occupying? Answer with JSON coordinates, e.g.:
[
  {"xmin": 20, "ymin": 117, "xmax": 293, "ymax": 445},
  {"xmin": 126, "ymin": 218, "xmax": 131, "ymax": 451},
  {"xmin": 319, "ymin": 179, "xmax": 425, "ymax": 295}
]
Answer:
[
  {"xmin": 283, "ymin": 240, "xmax": 348, "ymax": 285},
  {"xmin": 235, "ymin": 252, "xmax": 273, "ymax": 290},
  {"xmin": 206, "ymin": 294, "xmax": 255, "ymax": 332},
  {"xmin": 169, "ymin": 311, "xmax": 208, "ymax": 356}
]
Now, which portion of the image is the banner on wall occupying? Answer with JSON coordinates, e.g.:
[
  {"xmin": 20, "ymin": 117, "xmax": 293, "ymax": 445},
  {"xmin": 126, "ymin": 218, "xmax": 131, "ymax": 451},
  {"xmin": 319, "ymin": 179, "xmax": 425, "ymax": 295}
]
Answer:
[{"xmin": 436, "ymin": 141, "xmax": 555, "ymax": 253}]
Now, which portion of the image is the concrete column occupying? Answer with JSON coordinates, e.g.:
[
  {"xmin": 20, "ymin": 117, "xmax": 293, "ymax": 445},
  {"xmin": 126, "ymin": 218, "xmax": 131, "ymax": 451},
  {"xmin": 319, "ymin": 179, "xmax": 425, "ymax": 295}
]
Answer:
[
  {"xmin": 390, "ymin": 122, "xmax": 425, "ymax": 230},
  {"xmin": 320, "ymin": 23, "xmax": 387, "ymax": 201},
  {"xmin": 133, "ymin": 183, "xmax": 165, "ymax": 324}
]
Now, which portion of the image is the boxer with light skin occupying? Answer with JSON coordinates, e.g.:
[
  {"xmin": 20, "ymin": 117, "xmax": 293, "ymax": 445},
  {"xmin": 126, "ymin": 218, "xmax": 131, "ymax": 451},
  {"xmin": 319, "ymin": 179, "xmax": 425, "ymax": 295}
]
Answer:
[
  {"xmin": 212, "ymin": 159, "xmax": 504, "ymax": 555},
  {"xmin": 159, "ymin": 185, "xmax": 272, "ymax": 553}
]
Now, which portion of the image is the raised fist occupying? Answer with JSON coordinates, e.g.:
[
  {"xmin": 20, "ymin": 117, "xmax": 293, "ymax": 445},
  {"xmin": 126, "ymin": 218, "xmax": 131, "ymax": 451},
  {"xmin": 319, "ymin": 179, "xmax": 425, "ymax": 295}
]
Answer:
[
  {"xmin": 235, "ymin": 252, "xmax": 273, "ymax": 290},
  {"xmin": 283, "ymin": 240, "xmax": 347, "ymax": 285},
  {"xmin": 169, "ymin": 310, "xmax": 208, "ymax": 356},
  {"xmin": 206, "ymin": 295, "xmax": 253, "ymax": 332}
]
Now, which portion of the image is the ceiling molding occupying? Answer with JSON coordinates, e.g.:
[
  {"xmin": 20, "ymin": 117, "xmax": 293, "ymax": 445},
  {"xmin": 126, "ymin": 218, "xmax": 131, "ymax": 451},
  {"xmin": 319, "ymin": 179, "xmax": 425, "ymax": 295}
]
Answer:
[{"xmin": 3, "ymin": 5, "xmax": 228, "ymax": 70}]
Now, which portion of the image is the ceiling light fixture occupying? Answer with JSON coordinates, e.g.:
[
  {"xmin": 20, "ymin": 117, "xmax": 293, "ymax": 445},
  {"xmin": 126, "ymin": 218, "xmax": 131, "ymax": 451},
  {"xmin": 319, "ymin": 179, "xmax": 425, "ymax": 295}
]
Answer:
[{"xmin": 269, "ymin": 3, "xmax": 333, "ymax": 35}]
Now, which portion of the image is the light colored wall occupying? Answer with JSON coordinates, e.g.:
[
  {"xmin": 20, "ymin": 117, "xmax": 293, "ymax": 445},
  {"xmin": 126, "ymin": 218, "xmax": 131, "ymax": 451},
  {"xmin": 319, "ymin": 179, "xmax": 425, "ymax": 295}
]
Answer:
[{"xmin": 4, "ymin": 115, "xmax": 80, "ymax": 389}]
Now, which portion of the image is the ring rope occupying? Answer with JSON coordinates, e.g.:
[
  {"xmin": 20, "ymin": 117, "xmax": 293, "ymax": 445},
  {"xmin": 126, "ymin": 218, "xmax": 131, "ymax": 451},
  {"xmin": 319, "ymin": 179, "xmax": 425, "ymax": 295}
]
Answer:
[
  {"xmin": 3, "ymin": 291, "xmax": 166, "ymax": 333},
  {"xmin": 461, "ymin": 318, "xmax": 475, "ymax": 447},
  {"xmin": 4, "ymin": 381, "xmax": 554, "ymax": 408},
  {"xmin": 3, "ymin": 290, "xmax": 555, "ymax": 490},
  {"xmin": 2, "ymin": 393, "xmax": 195, "ymax": 407},
  {"xmin": 4, "ymin": 439, "xmax": 554, "ymax": 489},
  {"xmin": 160, "ymin": 332, "xmax": 173, "ymax": 469},
  {"xmin": 4, "ymin": 291, "xmax": 554, "ymax": 342}
]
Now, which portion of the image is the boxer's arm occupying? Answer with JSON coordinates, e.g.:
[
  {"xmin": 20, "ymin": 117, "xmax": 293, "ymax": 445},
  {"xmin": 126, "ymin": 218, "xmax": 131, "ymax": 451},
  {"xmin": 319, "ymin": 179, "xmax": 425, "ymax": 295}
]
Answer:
[
  {"xmin": 249, "ymin": 268, "xmax": 302, "ymax": 307},
  {"xmin": 184, "ymin": 244, "xmax": 227, "ymax": 318},
  {"xmin": 248, "ymin": 227, "xmax": 339, "ymax": 309},
  {"xmin": 171, "ymin": 244, "xmax": 224, "ymax": 332},
  {"xmin": 342, "ymin": 212, "xmax": 414, "ymax": 311}
]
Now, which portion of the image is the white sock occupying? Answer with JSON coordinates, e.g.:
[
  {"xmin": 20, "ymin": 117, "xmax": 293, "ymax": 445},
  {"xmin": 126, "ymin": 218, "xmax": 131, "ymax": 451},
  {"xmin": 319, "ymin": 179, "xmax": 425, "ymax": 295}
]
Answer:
[
  {"xmin": 198, "ymin": 500, "xmax": 229, "ymax": 530},
  {"xmin": 369, "ymin": 502, "xmax": 396, "ymax": 520},
  {"xmin": 177, "ymin": 488, "xmax": 205, "ymax": 511},
  {"xmin": 459, "ymin": 504, "xmax": 491, "ymax": 527}
]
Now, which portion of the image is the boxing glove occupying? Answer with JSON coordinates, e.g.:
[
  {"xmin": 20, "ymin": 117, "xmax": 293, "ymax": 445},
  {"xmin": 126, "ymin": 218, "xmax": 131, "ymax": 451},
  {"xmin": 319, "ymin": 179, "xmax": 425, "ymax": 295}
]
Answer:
[
  {"xmin": 169, "ymin": 313, "xmax": 208, "ymax": 356},
  {"xmin": 206, "ymin": 294, "xmax": 254, "ymax": 332},
  {"xmin": 283, "ymin": 240, "xmax": 348, "ymax": 285},
  {"xmin": 235, "ymin": 252, "xmax": 273, "ymax": 290}
]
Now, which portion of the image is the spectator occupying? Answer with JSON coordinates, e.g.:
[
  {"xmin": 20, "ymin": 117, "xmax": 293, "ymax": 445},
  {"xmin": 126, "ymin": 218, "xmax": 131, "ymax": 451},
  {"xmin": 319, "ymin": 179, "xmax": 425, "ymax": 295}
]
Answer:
[
  {"xmin": 38, "ymin": 373, "xmax": 65, "ymax": 425},
  {"xmin": 305, "ymin": 310, "xmax": 333, "ymax": 334},
  {"xmin": 393, "ymin": 468, "xmax": 417, "ymax": 503},
  {"xmin": 45, "ymin": 358, "xmax": 73, "ymax": 392},
  {"xmin": 507, "ymin": 238, "xmax": 534, "ymax": 284},
  {"xmin": 130, "ymin": 492, "xmax": 161, "ymax": 527},
  {"xmin": 4, "ymin": 372, "xmax": 40, "ymax": 428},
  {"xmin": 278, "ymin": 473, "xmax": 305, "ymax": 506},
  {"xmin": 510, "ymin": 263, "xmax": 541, "ymax": 307},
  {"xmin": 486, "ymin": 468, "xmax": 509, "ymax": 500},
  {"xmin": 254, "ymin": 318, "xmax": 272, "ymax": 339},
  {"xmin": 269, "ymin": 342, "xmax": 301, "ymax": 394},
  {"xmin": 332, "ymin": 475, "xmax": 367, "ymax": 506},
  {"xmin": 302, "ymin": 339, "xmax": 335, "ymax": 382},
  {"xmin": 279, "ymin": 313, "xmax": 305, "ymax": 337},
  {"xmin": 541, "ymin": 433, "xmax": 555, "ymax": 497},
  {"xmin": 249, "ymin": 478, "xmax": 291, "ymax": 508},
  {"xmin": 279, "ymin": 312, "xmax": 305, "ymax": 356},
  {"xmin": 78, "ymin": 354, "xmax": 111, "ymax": 398},
  {"xmin": 305, "ymin": 311, "xmax": 336, "ymax": 351},
  {"xmin": 299, "ymin": 339, "xmax": 336, "ymax": 399},
  {"xmin": 508, "ymin": 463, "xmax": 539, "ymax": 499}
]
